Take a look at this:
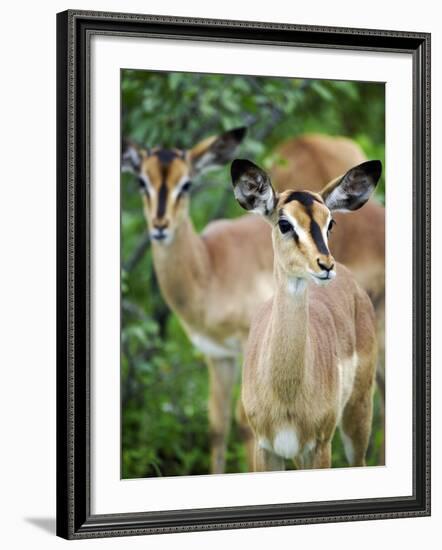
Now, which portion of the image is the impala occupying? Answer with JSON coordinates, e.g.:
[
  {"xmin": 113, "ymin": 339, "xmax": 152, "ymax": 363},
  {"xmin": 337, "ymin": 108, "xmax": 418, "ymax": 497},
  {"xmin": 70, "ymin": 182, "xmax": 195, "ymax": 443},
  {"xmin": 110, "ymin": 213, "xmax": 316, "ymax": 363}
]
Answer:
[
  {"xmin": 231, "ymin": 158, "xmax": 380, "ymax": 470},
  {"xmin": 122, "ymin": 128, "xmax": 275, "ymax": 473}
]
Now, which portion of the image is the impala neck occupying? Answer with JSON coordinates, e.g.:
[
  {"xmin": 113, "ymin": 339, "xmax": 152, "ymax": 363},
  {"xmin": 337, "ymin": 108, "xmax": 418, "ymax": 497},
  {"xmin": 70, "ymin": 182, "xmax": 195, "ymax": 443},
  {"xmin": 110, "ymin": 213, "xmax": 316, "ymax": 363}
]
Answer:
[
  {"xmin": 151, "ymin": 216, "xmax": 210, "ymax": 325},
  {"xmin": 266, "ymin": 262, "xmax": 311, "ymax": 396}
]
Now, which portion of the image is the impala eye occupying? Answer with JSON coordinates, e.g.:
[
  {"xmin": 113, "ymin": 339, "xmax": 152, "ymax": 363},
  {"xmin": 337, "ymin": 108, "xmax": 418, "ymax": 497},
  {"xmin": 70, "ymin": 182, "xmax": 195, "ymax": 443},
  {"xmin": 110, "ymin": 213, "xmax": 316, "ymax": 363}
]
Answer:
[
  {"xmin": 181, "ymin": 180, "xmax": 192, "ymax": 193},
  {"xmin": 138, "ymin": 177, "xmax": 149, "ymax": 195},
  {"xmin": 328, "ymin": 219, "xmax": 336, "ymax": 233},
  {"xmin": 278, "ymin": 219, "xmax": 293, "ymax": 234}
]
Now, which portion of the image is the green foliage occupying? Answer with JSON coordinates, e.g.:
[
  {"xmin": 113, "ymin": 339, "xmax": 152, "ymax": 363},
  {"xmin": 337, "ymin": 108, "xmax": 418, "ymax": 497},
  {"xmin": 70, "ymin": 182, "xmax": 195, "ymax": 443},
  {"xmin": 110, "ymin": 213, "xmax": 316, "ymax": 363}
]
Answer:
[{"xmin": 121, "ymin": 70, "xmax": 385, "ymax": 479}]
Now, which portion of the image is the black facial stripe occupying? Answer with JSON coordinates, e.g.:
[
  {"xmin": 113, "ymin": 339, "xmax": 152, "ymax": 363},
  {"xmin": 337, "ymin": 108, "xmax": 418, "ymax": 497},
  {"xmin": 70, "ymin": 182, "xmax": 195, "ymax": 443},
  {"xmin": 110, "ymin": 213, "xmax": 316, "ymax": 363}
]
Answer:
[
  {"xmin": 283, "ymin": 191, "xmax": 321, "ymax": 206},
  {"xmin": 157, "ymin": 181, "xmax": 168, "ymax": 218},
  {"xmin": 310, "ymin": 219, "xmax": 329, "ymax": 255},
  {"xmin": 155, "ymin": 148, "xmax": 180, "ymax": 164},
  {"xmin": 282, "ymin": 192, "xmax": 329, "ymax": 254}
]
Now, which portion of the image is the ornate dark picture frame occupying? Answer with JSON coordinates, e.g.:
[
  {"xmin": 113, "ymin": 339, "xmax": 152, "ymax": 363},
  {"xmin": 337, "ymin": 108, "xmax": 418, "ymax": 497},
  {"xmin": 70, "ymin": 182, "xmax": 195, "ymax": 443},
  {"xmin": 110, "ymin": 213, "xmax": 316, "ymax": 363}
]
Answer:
[{"xmin": 56, "ymin": 9, "xmax": 431, "ymax": 540}]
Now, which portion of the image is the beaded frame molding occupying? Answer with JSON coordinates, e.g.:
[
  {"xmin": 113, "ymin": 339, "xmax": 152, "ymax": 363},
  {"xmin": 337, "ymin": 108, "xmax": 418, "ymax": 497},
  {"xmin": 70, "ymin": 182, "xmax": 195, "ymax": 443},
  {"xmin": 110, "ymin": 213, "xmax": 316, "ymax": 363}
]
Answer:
[{"xmin": 56, "ymin": 10, "xmax": 431, "ymax": 540}]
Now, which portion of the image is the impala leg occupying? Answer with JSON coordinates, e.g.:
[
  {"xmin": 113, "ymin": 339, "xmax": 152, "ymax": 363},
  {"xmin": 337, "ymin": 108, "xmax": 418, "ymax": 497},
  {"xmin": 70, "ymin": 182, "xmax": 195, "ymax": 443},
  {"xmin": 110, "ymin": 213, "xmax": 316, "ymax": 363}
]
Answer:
[
  {"xmin": 255, "ymin": 444, "xmax": 285, "ymax": 472},
  {"xmin": 340, "ymin": 356, "xmax": 376, "ymax": 467},
  {"xmin": 375, "ymin": 298, "xmax": 386, "ymax": 465},
  {"xmin": 376, "ymin": 368, "xmax": 385, "ymax": 465},
  {"xmin": 340, "ymin": 392, "xmax": 374, "ymax": 467},
  {"xmin": 312, "ymin": 441, "xmax": 332, "ymax": 469},
  {"xmin": 206, "ymin": 356, "xmax": 237, "ymax": 474},
  {"xmin": 294, "ymin": 447, "xmax": 313, "ymax": 470},
  {"xmin": 235, "ymin": 397, "xmax": 255, "ymax": 472}
]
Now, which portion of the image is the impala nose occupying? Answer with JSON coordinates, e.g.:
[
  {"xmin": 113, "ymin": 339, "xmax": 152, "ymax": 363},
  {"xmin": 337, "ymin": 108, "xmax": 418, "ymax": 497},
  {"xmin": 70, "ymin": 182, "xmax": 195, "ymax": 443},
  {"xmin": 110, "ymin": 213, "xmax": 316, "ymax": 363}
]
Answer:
[
  {"xmin": 317, "ymin": 258, "xmax": 335, "ymax": 273},
  {"xmin": 151, "ymin": 220, "xmax": 170, "ymax": 241}
]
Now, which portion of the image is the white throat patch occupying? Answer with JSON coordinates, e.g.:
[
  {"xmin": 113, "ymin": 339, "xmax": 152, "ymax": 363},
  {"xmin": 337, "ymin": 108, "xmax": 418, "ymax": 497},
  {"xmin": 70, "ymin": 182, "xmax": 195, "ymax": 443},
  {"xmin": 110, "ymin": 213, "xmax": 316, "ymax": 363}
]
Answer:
[{"xmin": 287, "ymin": 277, "xmax": 307, "ymax": 295}]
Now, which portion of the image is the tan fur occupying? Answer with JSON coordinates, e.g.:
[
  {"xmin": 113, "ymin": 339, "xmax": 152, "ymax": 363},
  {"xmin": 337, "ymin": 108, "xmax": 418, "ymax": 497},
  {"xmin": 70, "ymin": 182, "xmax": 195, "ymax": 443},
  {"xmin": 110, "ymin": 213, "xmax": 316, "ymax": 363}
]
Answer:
[
  {"xmin": 271, "ymin": 134, "xmax": 385, "ymax": 461},
  {"xmin": 151, "ymin": 215, "xmax": 274, "ymax": 345},
  {"xmin": 135, "ymin": 134, "xmax": 274, "ymax": 474},
  {"xmin": 188, "ymin": 136, "xmax": 218, "ymax": 162},
  {"xmin": 242, "ymin": 207, "xmax": 377, "ymax": 470},
  {"xmin": 271, "ymin": 134, "xmax": 368, "ymax": 185},
  {"xmin": 140, "ymin": 154, "xmax": 190, "ymax": 231},
  {"xmin": 244, "ymin": 264, "xmax": 377, "ymax": 470}
]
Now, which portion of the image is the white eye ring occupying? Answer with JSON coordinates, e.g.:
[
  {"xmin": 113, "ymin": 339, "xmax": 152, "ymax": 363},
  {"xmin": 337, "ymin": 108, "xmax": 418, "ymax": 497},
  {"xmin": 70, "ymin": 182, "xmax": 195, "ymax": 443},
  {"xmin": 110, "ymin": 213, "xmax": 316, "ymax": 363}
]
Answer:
[
  {"xmin": 138, "ymin": 173, "xmax": 154, "ymax": 194},
  {"xmin": 328, "ymin": 219, "xmax": 336, "ymax": 233},
  {"xmin": 138, "ymin": 176, "xmax": 148, "ymax": 190},
  {"xmin": 172, "ymin": 175, "xmax": 193, "ymax": 199}
]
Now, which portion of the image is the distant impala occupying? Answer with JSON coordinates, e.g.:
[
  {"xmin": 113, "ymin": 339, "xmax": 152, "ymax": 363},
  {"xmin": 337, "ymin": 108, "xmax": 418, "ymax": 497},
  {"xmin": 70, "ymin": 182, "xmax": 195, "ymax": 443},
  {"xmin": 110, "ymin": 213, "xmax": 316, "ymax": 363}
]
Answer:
[{"xmin": 123, "ymin": 128, "xmax": 274, "ymax": 473}]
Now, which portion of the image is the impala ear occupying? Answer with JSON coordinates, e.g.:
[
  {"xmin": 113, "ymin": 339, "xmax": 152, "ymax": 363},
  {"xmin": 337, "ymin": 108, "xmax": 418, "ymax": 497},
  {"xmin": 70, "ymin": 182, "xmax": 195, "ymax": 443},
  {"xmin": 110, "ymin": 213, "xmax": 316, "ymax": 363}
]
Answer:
[
  {"xmin": 122, "ymin": 139, "xmax": 149, "ymax": 174},
  {"xmin": 189, "ymin": 127, "xmax": 247, "ymax": 176},
  {"xmin": 231, "ymin": 159, "xmax": 277, "ymax": 216},
  {"xmin": 321, "ymin": 160, "xmax": 382, "ymax": 213}
]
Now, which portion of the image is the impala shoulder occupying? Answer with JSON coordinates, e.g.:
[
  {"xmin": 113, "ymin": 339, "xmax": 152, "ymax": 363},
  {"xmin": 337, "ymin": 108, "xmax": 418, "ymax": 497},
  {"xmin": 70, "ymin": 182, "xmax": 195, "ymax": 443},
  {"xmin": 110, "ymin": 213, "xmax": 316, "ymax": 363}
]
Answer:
[
  {"xmin": 202, "ymin": 218, "xmax": 232, "ymax": 237},
  {"xmin": 203, "ymin": 215, "xmax": 271, "ymax": 252}
]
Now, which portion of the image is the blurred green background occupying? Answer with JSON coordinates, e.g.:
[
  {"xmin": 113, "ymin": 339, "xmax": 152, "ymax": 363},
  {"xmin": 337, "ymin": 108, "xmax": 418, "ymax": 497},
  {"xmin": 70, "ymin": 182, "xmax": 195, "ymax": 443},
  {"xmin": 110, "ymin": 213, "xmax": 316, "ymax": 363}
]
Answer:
[{"xmin": 121, "ymin": 70, "xmax": 385, "ymax": 479}]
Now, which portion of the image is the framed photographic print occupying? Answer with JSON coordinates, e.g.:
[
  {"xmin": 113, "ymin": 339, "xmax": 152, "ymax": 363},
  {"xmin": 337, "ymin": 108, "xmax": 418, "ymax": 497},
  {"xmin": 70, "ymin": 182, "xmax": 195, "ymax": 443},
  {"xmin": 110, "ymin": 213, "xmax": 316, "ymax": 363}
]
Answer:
[{"xmin": 56, "ymin": 10, "xmax": 431, "ymax": 539}]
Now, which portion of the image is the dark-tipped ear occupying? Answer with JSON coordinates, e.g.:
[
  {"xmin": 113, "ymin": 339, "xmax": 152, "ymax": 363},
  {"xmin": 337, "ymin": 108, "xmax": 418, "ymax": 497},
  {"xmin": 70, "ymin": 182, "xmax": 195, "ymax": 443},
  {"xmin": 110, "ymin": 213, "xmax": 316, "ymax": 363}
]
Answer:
[
  {"xmin": 321, "ymin": 160, "xmax": 382, "ymax": 213},
  {"xmin": 231, "ymin": 159, "xmax": 277, "ymax": 216},
  {"xmin": 122, "ymin": 139, "xmax": 148, "ymax": 174},
  {"xmin": 189, "ymin": 127, "xmax": 247, "ymax": 176}
]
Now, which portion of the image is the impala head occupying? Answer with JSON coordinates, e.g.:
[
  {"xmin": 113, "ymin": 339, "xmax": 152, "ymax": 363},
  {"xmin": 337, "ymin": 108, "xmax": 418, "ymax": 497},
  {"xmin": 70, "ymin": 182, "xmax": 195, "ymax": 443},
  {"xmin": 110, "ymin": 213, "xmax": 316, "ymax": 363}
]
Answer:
[
  {"xmin": 231, "ymin": 158, "xmax": 382, "ymax": 286},
  {"xmin": 122, "ymin": 127, "xmax": 247, "ymax": 244}
]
